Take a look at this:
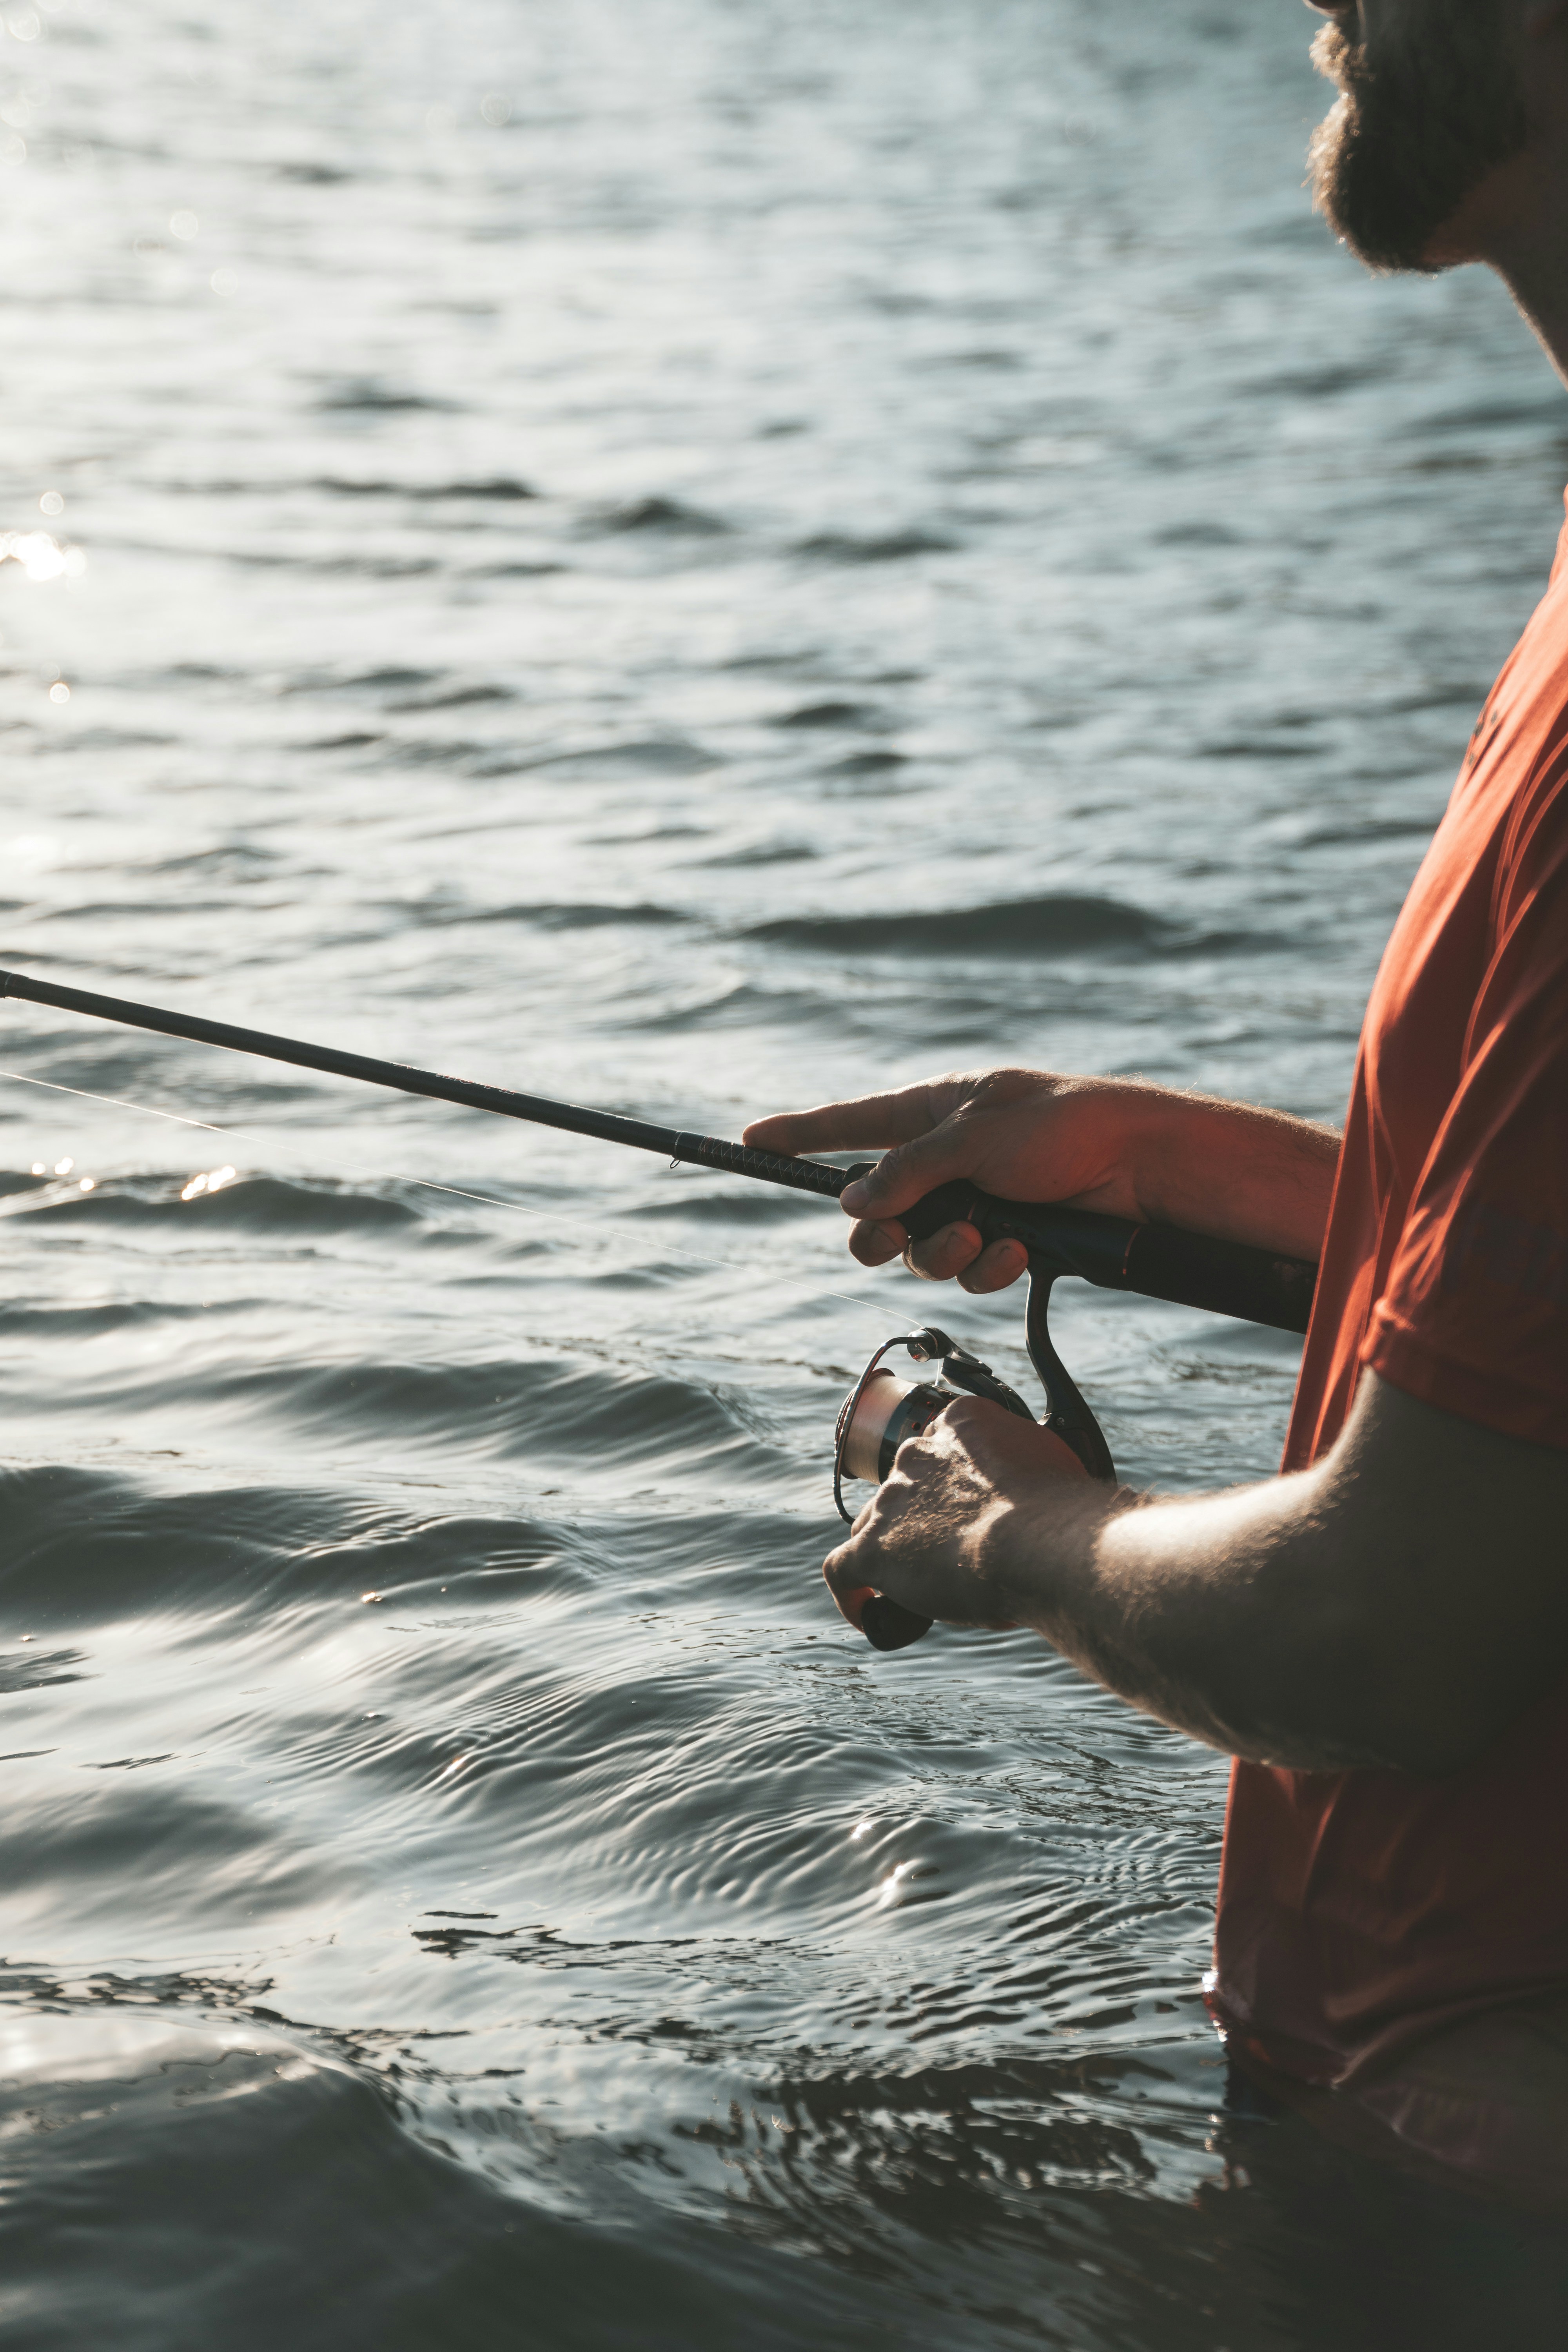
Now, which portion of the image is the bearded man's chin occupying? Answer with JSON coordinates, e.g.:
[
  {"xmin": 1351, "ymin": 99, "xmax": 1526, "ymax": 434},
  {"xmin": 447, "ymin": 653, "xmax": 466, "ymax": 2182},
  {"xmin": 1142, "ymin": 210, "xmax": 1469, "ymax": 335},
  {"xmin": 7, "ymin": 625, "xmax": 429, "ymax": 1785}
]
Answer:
[
  {"xmin": 1305, "ymin": 10, "xmax": 1528, "ymax": 277},
  {"xmin": 1313, "ymin": 124, "xmax": 1514, "ymax": 276},
  {"xmin": 1308, "ymin": 105, "xmax": 1445, "ymax": 274}
]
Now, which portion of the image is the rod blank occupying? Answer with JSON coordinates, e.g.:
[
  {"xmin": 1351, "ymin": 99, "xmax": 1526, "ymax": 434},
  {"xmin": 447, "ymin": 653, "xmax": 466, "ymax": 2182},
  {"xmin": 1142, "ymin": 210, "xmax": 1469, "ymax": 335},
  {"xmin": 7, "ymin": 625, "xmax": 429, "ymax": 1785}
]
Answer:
[{"xmin": 0, "ymin": 965, "xmax": 846, "ymax": 1198}]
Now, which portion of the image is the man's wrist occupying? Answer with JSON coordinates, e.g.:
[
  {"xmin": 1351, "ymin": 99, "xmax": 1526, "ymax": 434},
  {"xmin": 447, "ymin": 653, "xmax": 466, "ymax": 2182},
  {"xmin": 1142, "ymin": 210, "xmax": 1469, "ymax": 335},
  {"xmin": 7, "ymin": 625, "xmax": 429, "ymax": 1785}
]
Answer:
[
  {"xmin": 978, "ymin": 1473, "xmax": 1133, "ymax": 1634},
  {"xmin": 1124, "ymin": 1089, "xmax": 1339, "ymax": 1257}
]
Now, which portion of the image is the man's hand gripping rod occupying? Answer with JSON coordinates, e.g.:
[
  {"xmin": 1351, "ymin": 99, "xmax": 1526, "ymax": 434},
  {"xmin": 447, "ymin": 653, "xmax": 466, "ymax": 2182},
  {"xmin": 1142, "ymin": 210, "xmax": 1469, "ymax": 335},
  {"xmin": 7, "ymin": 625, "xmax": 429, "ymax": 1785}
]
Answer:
[{"xmin": 0, "ymin": 967, "xmax": 1319, "ymax": 1654}]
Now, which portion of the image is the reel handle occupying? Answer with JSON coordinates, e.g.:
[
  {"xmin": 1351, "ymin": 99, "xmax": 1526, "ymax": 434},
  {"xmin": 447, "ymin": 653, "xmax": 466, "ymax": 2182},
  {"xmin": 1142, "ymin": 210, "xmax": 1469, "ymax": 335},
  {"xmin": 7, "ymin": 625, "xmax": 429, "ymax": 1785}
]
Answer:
[{"xmin": 860, "ymin": 1596, "xmax": 935, "ymax": 1653}]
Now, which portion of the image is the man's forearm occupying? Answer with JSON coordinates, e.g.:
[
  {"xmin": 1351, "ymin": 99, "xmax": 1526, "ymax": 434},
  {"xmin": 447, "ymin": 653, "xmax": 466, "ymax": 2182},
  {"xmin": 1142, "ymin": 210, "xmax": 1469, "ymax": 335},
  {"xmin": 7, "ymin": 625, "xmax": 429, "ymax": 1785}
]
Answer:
[
  {"xmin": 975, "ymin": 1374, "xmax": 1568, "ymax": 1778},
  {"xmin": 1128, "ymin": 1090, "xmax": 1340, "ymax": 1263},
  {"xmin": 985, "ymin": 1474, "xmax": 1383, "ymax": 1773}
]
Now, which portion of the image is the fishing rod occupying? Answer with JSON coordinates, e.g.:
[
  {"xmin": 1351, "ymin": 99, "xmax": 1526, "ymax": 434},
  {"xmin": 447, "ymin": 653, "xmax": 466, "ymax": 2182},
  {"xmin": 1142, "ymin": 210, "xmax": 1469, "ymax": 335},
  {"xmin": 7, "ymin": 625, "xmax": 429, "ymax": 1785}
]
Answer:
[{"xmin": 0, "ymin": 965, "xmax": 1319, "ymax": 1653}]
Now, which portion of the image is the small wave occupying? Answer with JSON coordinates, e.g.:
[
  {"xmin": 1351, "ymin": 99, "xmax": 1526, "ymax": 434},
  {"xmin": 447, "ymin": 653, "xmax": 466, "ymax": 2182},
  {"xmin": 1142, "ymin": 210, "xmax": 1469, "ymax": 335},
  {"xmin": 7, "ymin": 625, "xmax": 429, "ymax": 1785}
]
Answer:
[
  {"xmin": 586, "ymin": 495, "xmax": 730, "ymax": 537},
  {"xmin": 628, "ymin": 1188, "xmax": 813, "ymax": 1227},
  {"xmin": 303, "ymin": 555, "xmax": 441, "ymax": 579},
  {"xmin": 625, "ymin": 978, "xmax": 857, "ymax": 1037},
  {"xmin": 385, "ymin": 685, "xmax": 514, "ymax": 712},
  {"xmin": 152, "ymin": 843, "xmax": 283, "ymax": 876},
  {"xmin": 772, "ymin": 701, "xmax": 882, "ymax": 731},
  {"xmin": 743, "ymin": 894, "xmax": 1171, "ymax": 958},
  {"xmin": 37, "ymin": 726, "xmax": 176, "ymax": 752},
  {"xmin": 461, "ymin": 901, "xmax": 684, "ymax": 931},
  {"xmin": 172, "ymin": 1354, "xmax": 789, "ymax": 1476},
  {"xmin": 1422, "ymin": 392, "xmax": 1568, "ymax": 433},
  {"xmin": 0, "ymin": 1299, "xmax": 209, "ymax": 1337},
  {"xmin": 1198, "ymin": 735, "xmax": 1321, "ymax": 761},
  {"xmin": 0, "ymin": 1646, "xmax": 93, "ymax": 1694},
  {"xmin": 375, "ymin": 734, "xmax": 489, "ymax": 768},
  {"xmin": 463, "ymin": 559, "xmax": 565, "ymax": 579},
  {"xmin": 531, "ymin": 738, "xmax": 717, "ymax": 780},
  {"xmin": 1155, "ymin": 522, "xmax": 1241, "ymax": 548},
  {"xmin": 311, "ymin": 379, "xmax": 458, "ymax": 413},
  {"xmin": 228, "ymin": 549, "xmax": 439, "ymax": 579},
  {"xmin": 0, "ymin": 1783, "xmax": 334, "ymax": 1924},
  {"xmin": 7, "ymin": 1176, "xmax": 422, "ymax": 1236},
  {"xmin": 1243, "ymin": 360, "xmax": 1391, "ymax": 401},
  {"xmin": 793, "ymin": 528, "xmax": 958, "ymax": 564},
  {"xmin": 30, "ymin": 895, "xmax": 242, "ymax": 921},
  {"xmin": 386, "ymin": 894, "xmax": 685, "ymax": 931},
  {"xmin": 0, "ymin": 1467, "xmax": 514, "ymax": 1619},
  {"xmin": 694, "ymin": 841, "xmax": 817, "ymax": 868},
  {"xmin": 1296, "ymin": 816, "xmax": 1436, "ymax": 849},
  {"xmin": 284, "ymin": 665, "xmax": 436, "ymax": 697},
  {"xmin": 313, "ymin": 475, "xmax": 538, "ymax": 501},
  {"xmin": 822, "ymin": 750, "xmax": 906, "ymax": 779},
  {"xmin": 385, "ymin": 734, "xmax": 711, "ymax": 782}
]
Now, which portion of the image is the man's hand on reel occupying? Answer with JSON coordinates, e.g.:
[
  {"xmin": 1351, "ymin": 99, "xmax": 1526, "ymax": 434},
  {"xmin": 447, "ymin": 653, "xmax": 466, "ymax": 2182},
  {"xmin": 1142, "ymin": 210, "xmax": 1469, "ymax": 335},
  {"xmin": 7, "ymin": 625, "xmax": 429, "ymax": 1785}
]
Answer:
[{"xmin": 824, "ymin": 1396, "xmax": 1095, "ymax": 1635}]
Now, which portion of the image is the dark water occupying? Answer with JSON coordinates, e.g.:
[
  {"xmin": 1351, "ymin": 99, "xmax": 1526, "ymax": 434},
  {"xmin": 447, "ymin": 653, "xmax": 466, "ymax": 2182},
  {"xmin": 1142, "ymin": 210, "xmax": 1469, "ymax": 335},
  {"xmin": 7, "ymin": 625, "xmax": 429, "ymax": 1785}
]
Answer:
[{"xmin": 2, "ymin": 2, "xmax": 1567, "ymax": 2343}]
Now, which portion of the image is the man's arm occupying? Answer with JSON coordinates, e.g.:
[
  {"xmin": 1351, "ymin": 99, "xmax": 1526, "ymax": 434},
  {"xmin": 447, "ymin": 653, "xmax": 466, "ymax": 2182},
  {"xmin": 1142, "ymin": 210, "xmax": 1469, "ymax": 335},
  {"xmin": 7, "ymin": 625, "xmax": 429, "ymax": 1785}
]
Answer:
[
  {"xmin": 745, "ymin": 1069, "xmax": 1339, "ymax": 1290},
  {"xmin": 826, "ymin": 1371, "xmax": 1568, "ymax": 1777}
]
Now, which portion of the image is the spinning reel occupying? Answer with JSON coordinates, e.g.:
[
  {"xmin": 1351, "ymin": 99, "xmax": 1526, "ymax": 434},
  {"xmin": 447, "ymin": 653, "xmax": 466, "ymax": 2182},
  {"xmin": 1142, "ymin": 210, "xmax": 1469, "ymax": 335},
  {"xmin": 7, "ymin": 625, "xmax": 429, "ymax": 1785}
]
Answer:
[{"xmin": 832, "ymin": 1259, "xmax": 1118, "ymax": 1655}]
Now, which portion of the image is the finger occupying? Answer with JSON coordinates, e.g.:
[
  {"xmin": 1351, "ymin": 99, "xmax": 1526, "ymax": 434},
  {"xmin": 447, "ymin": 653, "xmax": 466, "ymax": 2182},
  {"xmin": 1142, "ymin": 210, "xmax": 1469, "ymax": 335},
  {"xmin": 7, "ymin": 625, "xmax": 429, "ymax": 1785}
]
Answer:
[
  {"xmin": 742, "ymin": 1089, "xmax": 945, "ymax": 1159},
  {"xmin": 839, "ymin": 1121, "xmax": 987, "ymax": 1222},
  {"xmin": 936, "ymin": 1396, "xmax": 1094, "ymax": 1481},
  {"xmin": 848, "ymin": 1217, "xmax": 906, "ymax": 1268},
  {"xmin": 956, "ymin": 1237, "xmax": 1029, "ymax": 1294},
  {"xmin": 904, "ymin": 1221, "xmax": 984, "ymax": 1282},
  {"xmin": 822, "ymin": 1544, "xmax": 876, "ymax": 1630}
]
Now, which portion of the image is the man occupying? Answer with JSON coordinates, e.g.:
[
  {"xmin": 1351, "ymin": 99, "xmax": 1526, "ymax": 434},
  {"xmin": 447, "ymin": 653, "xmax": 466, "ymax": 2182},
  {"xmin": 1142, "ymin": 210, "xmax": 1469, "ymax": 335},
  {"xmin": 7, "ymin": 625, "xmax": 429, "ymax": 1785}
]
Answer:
[{"xmin": 744, "ymin": 0, "xmax": 1568, "ymax": 2208}]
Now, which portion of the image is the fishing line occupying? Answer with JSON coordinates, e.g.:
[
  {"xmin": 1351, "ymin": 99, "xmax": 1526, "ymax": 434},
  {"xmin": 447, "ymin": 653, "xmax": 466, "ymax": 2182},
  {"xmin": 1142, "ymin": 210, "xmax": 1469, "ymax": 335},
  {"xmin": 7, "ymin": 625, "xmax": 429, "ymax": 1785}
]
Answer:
[
  {"xmin": 0, "ymin": 1064, "xmax": 896, "ymax": 1331},
  {"xmin": 0, "ymin": 1066, "xmax": 235, "ymax": 1140}
]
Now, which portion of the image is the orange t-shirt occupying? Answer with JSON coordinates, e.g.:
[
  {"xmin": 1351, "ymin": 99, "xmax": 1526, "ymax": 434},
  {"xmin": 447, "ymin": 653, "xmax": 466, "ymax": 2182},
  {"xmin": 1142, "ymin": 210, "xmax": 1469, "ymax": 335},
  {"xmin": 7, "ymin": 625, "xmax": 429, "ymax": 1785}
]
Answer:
[{"xmin": 1210, "ymin": 497, "xmax": 1568, "ymax": 2091}]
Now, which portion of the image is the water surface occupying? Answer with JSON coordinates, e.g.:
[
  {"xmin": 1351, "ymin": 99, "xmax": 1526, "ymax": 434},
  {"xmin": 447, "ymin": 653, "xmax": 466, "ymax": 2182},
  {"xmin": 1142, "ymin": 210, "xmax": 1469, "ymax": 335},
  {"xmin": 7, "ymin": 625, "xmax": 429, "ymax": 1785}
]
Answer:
[{"xmin": 2, "ymin": 2, "xmax": 1567, "ymax": 2343}]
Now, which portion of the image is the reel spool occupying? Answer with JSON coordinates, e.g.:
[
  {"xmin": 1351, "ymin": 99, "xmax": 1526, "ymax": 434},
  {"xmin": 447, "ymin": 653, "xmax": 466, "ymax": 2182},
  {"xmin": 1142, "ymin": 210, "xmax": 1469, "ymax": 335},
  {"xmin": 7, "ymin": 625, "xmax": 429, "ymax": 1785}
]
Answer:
[{"xmin": 833, "ymin": 1328, "xmax": 1035, "ymax": 1524}]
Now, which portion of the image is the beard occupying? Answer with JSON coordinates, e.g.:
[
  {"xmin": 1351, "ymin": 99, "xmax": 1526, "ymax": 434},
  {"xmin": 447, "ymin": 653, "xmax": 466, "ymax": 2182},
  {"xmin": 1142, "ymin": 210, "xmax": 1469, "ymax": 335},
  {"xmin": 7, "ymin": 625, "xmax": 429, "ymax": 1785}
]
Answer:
[{"xmin": 1308, "ymin": 7, "xmax": 1527, "ymax": 273}]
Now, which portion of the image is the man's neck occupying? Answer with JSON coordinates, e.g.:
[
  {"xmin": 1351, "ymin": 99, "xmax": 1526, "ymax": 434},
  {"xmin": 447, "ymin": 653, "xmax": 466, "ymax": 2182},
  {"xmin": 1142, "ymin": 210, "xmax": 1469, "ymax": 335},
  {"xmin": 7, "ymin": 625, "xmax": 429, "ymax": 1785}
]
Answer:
[
  {"xmin": 1499, "ymin": 256, "xmax": 1568, "ymax": 392},
  {"xmin": 1427, "ymin": 147, "xmax": 1568, "ymax": 390},
  {"xmin": 1456, "ymin": 9, "xmax": 1568, "ymax": 389}
]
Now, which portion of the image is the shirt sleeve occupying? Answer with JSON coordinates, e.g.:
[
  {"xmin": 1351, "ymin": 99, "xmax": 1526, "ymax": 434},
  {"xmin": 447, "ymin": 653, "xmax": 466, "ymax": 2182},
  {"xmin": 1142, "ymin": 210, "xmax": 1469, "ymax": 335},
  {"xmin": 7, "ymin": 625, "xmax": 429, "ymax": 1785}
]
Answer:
[{"xmin": 1364, "ymin": 760, "xmax": 1568, "ymax": 1449}]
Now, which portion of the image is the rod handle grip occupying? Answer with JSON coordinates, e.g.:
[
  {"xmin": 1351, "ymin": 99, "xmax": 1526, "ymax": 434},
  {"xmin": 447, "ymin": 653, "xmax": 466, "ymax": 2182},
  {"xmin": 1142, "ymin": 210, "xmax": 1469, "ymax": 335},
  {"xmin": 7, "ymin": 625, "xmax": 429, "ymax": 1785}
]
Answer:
[{"xmin": 860, "ymin": 1596, "xmax": 935, "ymax": 1653}]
